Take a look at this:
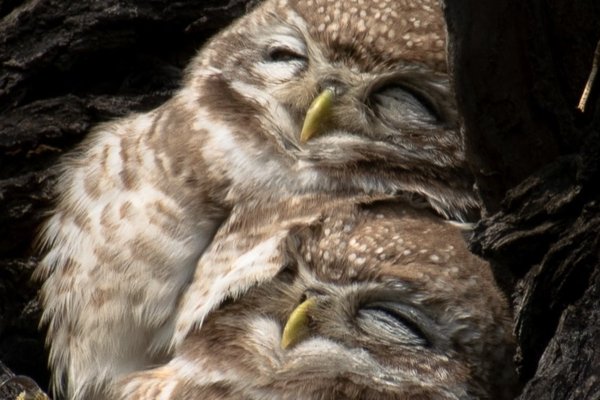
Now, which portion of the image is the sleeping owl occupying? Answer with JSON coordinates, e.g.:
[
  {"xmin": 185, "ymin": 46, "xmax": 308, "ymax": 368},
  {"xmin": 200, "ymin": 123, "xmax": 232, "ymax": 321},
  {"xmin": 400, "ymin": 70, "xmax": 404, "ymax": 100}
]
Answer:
[
  {"xmin": 35, "ymin": 0, "xmax": 479, "ymax": 399},
  {"xmin": 115, "ymin": 196, "xmax": 517, "ymax": 400}
]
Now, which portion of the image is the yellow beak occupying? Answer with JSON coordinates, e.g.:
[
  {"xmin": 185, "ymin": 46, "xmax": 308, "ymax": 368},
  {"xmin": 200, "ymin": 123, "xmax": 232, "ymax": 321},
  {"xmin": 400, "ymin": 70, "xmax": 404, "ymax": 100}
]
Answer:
[
  {"xmin": 300, "ymin": 88, "xmax": 335, "ymax": 143},
  {"xmin": 280, "ymin": 297, "xmax": 317, "ymax": 349}
]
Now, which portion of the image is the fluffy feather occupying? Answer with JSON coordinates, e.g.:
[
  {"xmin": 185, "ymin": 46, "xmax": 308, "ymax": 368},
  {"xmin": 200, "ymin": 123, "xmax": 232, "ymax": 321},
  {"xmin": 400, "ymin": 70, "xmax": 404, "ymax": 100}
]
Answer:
[
  {"xmin": 116, "ymin": 197, "xmax": 517, "ymax": 399},
  {"xmin": 36, "ymin": 0, "xmax": 481, "ymax": 398}
]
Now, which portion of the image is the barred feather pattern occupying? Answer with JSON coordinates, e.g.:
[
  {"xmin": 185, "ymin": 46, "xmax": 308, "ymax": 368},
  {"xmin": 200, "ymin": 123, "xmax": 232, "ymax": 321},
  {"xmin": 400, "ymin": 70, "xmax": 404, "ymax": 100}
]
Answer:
[{"xmin": 36, "ymin": 0, "xmax": 484, "ymax": 398}]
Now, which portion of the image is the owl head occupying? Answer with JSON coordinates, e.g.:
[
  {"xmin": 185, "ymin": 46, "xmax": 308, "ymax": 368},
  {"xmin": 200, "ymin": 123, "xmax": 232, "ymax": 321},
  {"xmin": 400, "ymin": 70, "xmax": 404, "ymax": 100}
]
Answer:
[
  {"xmin": 173, "ymin": 0, "xmax": 476, "ymax": 221},
  {"xmin": 118, "ymin": 198, "xmax": 516, "ymax": 399}
]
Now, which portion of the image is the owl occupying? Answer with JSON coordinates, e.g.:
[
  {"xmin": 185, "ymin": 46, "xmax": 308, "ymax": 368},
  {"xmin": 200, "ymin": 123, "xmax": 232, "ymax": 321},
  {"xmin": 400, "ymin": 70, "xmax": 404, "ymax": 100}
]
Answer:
[
  {"xmin": 35, "ymin": 0, "xmax": 478, "ymax": 399},
  {"xmin": 115, "ymin": 196, "xmax": 517, "ymax": 400}
]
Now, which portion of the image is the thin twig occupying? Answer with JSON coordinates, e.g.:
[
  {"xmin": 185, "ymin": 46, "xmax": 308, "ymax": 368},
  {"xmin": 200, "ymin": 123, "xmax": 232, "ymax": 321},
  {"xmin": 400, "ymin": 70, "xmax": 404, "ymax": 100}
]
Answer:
[{"xmin": 577, "ymin": 38, "xmax": 600, "ymax": 112}]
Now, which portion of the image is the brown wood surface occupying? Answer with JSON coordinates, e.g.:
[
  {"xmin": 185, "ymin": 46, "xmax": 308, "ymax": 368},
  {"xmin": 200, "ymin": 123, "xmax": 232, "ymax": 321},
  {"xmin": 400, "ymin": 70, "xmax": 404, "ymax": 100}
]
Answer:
[{"xmin": 444, "ymin": 0, "xmax": 600, "ymax": 398}]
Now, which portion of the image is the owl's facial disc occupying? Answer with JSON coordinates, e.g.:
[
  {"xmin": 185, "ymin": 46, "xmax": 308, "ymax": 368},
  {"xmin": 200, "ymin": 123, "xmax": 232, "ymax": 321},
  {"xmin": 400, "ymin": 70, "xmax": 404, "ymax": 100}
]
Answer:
[
  {"xmin": 248, "ymin": 24, "xmax": 450, "ymax": 150},
  {"xmin": 279, "ymin": 287, "xmax": 436, "ymax": 352}
]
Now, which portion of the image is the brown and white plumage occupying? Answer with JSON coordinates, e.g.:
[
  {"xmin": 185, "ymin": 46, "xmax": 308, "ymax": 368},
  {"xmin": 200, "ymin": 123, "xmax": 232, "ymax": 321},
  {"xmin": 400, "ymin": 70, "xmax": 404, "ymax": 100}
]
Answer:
[
  {"xmin": 35, "ymin": 0, "xmax": 480, "ymax": 398},
  {"xmin": 115, "ymin": 197, "xmax": 516, "ymax": 400}
]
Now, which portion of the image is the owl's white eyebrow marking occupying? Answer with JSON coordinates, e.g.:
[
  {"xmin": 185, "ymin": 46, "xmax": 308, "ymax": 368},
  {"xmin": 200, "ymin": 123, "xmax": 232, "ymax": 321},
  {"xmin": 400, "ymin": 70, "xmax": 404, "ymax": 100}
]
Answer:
[{"xmin": 254, "ymin": 58, "xmax": 305, "ymax": 82}]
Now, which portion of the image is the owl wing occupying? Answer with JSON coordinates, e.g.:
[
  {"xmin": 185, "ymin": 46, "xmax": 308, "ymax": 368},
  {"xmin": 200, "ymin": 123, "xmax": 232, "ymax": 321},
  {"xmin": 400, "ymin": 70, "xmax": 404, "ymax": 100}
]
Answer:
[
  {"xmin": 116, "ymin": 359, "xmax": 251, "ymax": 400},
  {"xmin": 172, "ymin": 193, "xmax": 400, "ymax": 347},
  {"xmin": 172, "ymin": 199, "xmax": 326, "ymax": 347},
  {"xmin": 35, "ymin": 109, "xmax": 227, "ymax": 400},
  {"xmin": 114, "ymin": 203, "xmax": 313, "ymax": 400}
]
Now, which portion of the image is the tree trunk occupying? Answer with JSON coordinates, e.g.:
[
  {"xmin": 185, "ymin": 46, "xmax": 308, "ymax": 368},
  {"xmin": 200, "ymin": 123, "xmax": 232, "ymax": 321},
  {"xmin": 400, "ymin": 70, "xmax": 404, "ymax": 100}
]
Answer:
[
  {"xmin": 444, "ymin": 0, "xmax": 600, "ymax": 398},
  {"xmin": 1, "ymin": 0, "xmax": 598, "ymax": 398}
]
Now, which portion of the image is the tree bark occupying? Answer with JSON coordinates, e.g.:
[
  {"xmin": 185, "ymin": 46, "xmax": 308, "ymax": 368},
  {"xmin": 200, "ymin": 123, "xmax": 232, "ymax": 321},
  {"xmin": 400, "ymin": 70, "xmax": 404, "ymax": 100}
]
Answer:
[
  {"xmin": 444, "ymin": 0, "xmax": 600, "ymax": 398},
  {"xmin": 1, "ymin": 0, "xmax": 598, "ymax": 398}
]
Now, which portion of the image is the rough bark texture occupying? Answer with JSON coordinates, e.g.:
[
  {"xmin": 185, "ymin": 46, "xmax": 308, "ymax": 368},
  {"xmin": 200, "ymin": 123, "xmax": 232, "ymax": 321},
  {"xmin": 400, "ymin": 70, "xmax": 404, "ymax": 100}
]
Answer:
[
  {"xmin": 0, "ymin": 0, "xmax": 598, "ymax": 399},
  {"xmin": 444, "ymin": 0, "xmax": 600, "ymax": 398}
]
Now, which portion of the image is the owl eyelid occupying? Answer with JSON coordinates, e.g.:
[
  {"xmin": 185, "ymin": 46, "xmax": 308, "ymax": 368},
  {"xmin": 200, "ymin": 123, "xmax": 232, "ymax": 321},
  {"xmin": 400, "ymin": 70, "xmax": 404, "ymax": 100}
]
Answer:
[
  {"xmin": 265, "ymin": 46, "xmax": 308, "ymax": 63},
  {"xmin": 360, "ymin": 302, "xmax": 433, "ymax": 346},
  {"xmin": 376, "ymin": 85, "xmax": 439, "ymax": 119},
  {"xmin": 367, "ymin": 80, "xmax": 442, "ymax": 124}
]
